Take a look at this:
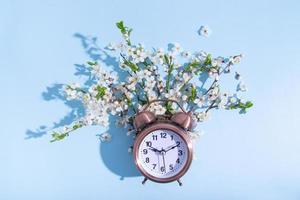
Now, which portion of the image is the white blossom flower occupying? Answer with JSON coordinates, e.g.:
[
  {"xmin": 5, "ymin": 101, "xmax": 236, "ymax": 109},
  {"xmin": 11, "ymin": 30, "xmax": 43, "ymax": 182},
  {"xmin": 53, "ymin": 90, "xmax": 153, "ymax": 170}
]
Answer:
[
  {"xmin": 148, "ymin": 103, "xmax": 166, "ymax": 115},
  {"xmin": 231, "ymin": 54, "xmax": 243, "ymax": 64},
  {"xmin": 164, "ymin": 89, "xmax": 181, "ymax": 100},
  {"xmin": 116, "ymin": 116, "xmax": 130, "ymax": 127},
  {"xmin": 211, "ymin": 59, "xmax": 218, "ymax": 67},
  {"xmin": 65, "ymin": 88, "xmax": 78, "ymax": 100},
  {"xmin": 63, "ymin": 126, "xmax": 71, "ymax": 132},
  {"xmin": 194, "ymin": 51, "xmax": 208, "ymax": 60},
  {"xmin": 217, "ymin": 96, "xmax": 227, "ymax": 109},
  {"xmin": 198, "ymin": 25, "xmax": 212, "ymax": 37},
  {"xmin": 181, "ymin": 51, "xmax": 191, "ymax": 58},
  {"xmin": 172, "ymin": 59, "xmax": 180, "ymax": 69},
  {"xmin": 237, "ymin": 81, "xmax": 247, "ymax": 92},
  {"xmin": 94, "ymin": 116, "xmax": 109, "ymax": 126},
  {"xmin": 151, "ymin": 48, "xmax": 165, "ymax": 65},
  {"xmin": 182, "ymin": 95, "xmax": 188, "ymax": 101},
  {"xmin": 126, "ymin": 129, "xmax": 136, "ymax": 136},
  {"xmin": 145, "ymin": 76, "xmax": 156, "ymax": 91},
  {"xmin": 194, "ymin": 96, "xmax": 205, "ymax": 107},
  {"xmin": 156, "ymin": 48, "xmax": 164, "ymax": 54},
  {"xmin": 188, "ymin": 130, "xmax": 204, "ymax": 141},
  {"xmin": 171, "ymin": 43, "xmax": 181, "ymax": 53},
  {"xmin": 88, "ymin": 85, "xmax": 98, "ymax": 96},
  {"xmin": 99, "ymin": 132, "xmax": 112, "ymax": 142},
  {"xmin": 207, "ymin": 86, "xmax": 220, "ymax": 101},
  {"xmin": 182, "ymin": 73, "xmax": 191, "ymax": 83},
  {"xmin": 195, "ymin": 112, "xmax": 209, "ymax": 122},
  {"xmin": 239, "ymin": 98, "xmax": 247, "ymax": 104},
  {"xmin": 126, "ymin": 47, "xmax": 135, "ymax": 56},
  {"xmin": 132, "ymin": 49, "xmax": 147, "ymax": 63},
  {"xmin": 113, "ymin": 42, "xmax": 126, "ymax": 51},
  {"xmin": 119, "ymin": 60, "xmax": 126, "ymax": 69},
  {"xmin": 107, "ymin": 42, "xmax": 117, "ymax": 51},
  {"xmin": 82, "ymin": 93, "xmax": 91, "ymax": 104},
  {"xmin": 230, "ymin": 96, "xmax": 237, "ymax": 104},
  {"xmin": 155, "ymin": 105, "xmax": 167, "ymax": 115},
  {"xmin": 69, "ymin": 82, "xmax": 80, "ymax": 89}
]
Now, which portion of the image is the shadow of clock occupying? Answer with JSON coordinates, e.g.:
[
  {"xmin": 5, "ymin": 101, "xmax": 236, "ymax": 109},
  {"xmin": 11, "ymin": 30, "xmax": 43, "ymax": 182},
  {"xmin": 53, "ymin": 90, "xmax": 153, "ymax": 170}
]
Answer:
[{"xmin": 99, "ymin": 116, "xmax": 141, "ymax": 179}]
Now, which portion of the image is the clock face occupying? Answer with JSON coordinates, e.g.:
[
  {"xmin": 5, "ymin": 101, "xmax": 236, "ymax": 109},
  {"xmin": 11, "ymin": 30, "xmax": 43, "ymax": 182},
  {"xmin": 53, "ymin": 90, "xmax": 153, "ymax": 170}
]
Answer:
[{"xmin": 136, "ymin": 128, "xmax": 189, "ymax": 180}]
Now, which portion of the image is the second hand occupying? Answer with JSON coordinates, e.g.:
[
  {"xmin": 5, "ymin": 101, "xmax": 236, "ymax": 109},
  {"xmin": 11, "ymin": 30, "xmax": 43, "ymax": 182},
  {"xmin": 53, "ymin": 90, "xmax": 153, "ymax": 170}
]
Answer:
[{"xmin": 162, "ymin": 150, "xmax": 166, "ymax": 173}]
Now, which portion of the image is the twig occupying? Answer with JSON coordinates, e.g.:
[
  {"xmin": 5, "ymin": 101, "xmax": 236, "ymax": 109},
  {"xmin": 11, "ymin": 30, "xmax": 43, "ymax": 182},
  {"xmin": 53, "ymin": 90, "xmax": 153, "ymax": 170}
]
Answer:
[
  {"xmin": 203, "ymin": 79, "xmax": 217, "ymax": 95},
  {"xmin": 205, "ymin": 99, "xmax": 217, "ymax": 113},
  {"xmin": 165, "ymin": 55, "xmax": 173, "ymax": 92}
]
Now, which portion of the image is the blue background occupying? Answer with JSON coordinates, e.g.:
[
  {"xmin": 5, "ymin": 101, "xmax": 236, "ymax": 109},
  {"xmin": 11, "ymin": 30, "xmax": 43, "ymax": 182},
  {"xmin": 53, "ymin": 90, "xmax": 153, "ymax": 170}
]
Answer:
[{"xmin": 1, "ymin": 0, "xmax": 300, "ymax": 199}]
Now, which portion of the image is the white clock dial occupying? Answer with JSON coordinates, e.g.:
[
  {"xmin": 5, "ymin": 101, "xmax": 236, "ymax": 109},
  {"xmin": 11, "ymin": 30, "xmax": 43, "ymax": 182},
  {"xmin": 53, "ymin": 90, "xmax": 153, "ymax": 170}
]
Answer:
[{"xmin": 137, "ymin": 129, "xmax": 188, "ymax": 179}]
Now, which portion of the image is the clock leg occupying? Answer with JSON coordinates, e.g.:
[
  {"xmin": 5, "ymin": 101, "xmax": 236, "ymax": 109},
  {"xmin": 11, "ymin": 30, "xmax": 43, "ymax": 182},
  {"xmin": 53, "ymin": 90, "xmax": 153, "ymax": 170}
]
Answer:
[
  {"xmin": 177, "ymin": 179, "xmax": 183, "ymax": 186},
  {"xmin": 142, "ymin": 177, "xmax": 148, "ymax": 185}
]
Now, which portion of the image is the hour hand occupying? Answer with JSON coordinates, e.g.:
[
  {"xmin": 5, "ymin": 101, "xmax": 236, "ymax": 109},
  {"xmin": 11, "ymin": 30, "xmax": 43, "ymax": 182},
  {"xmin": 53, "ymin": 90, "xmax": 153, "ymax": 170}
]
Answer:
[{"xmin": 148, "ymin": 146, "xmax": 161, "ymax": 153}]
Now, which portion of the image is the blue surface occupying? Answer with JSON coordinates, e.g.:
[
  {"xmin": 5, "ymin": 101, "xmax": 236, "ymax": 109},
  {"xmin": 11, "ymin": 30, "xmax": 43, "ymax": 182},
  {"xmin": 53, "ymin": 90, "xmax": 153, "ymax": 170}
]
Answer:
[{"xmin": 1, "ymin": 0, "xmax": 300, "ymax": 199}]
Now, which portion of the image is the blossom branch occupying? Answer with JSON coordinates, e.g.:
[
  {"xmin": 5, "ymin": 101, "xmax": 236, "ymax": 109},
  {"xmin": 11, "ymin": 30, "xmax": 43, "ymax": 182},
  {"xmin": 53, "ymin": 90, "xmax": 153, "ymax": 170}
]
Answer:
[{"xmin": 50, "ymin": 21, "xmax": 252, "ymax": 143}]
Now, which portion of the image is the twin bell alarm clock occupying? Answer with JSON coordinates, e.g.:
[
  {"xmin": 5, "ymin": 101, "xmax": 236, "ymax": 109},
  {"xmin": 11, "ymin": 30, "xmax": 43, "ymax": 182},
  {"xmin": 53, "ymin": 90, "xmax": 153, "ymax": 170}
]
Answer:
[{"xmin": 133, "ymin": 99, "xmax": 195, "ymax": 186}]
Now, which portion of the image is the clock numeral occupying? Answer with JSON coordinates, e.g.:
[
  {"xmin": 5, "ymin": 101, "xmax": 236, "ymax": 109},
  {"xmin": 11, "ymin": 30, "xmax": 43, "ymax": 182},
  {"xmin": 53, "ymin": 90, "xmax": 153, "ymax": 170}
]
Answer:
[
  {"xmin": 146, "ymin": 141, "xmax": 152, "ymax": 147},
  {"xmin": 160, "ymin": 166, "xmax": 165, "ymax": 172},
  {"xmin": 176, "ymin": 158, "xmax": 180, "ymax": 164},
  {"xmin": 145, "ymin": 157, "xmax": 150, "ymax": 163},
  {"xmin": 171, "ymin": 135, "xmax": 174, "ymax": 140},
  {"xmin": 143, "ymin": 149, "xmax": 148, "ymax": 154},
  {"xmin": 160, "ymin": 132, "xmax": 167, "ymax": 138},
  {"xmin": 169, "ymin": 164, "xmax": 174, "ymax": 170},
  {"xmin": 152, "ymin": 135, "xmax": 158, "ymax": 140},
  {"xmin": 178, "ymin": 150, "xmax": 183, "ymax": 156},
  {"xmin": 176, "ymin": 141, "xmax": 180, "ymax": 147},
  {"xmin": 152, "ymin": 164, "xmax": 157, "ymax": 169}
]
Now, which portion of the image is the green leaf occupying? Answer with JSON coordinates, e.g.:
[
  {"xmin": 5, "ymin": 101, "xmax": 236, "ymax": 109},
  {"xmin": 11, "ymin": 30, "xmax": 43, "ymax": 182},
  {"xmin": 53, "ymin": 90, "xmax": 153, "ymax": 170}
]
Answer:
[
  {"xmin": 189, "ymin": 61, "xmax": 201, "ymax": 69},
  {"xmin": 189, "ymin": 86, "xmax": 197, "ymax": 102},
  {"xmin": 50, "ymin": 132, "xmax": 68, "ymax": 142},
  {"xmin": 128, "ymin": 62, "xmax": 138, "ymax": 72},
  {"xmin": 165, "ymin": 102, "xmax": 174, "ymax": 114},
  {"xmin": 116, "ymin": 21, "xmax": 133, "ymax": 45},
  {"xmin": 164, "ymin": 55, "xmax": 170, "ymax": 65},
  {"xmin": 87, "ymin": 61, "xmax": 97, "ymax": 66},
  {"xmin": 204, "ymin": 54, "xmax": 212, "ymax": 66},
  {"xmin": 245, "ymin": 101, "xmax": 253, "ymax": 108},
  {"xmin": 184, "ymin": 62, "xmax": 195, "ymax": 71},
  {"xmin": 95, "ymin": 86, "xmax": 106, "ymax": 100},
  {"xmin": 230, "ymin": 101, "xmax": 253, "ymax": 110},
  {"xmin": 123, "ymin": 58, "xmax": 138, "ymax": 72},
  {"xmin": 116, "ymin": 21, "xmax": 126, "ymax": 34},
  {"xmin": 73, "ymin": 124, "xmax": 82, "ymax": 130}
]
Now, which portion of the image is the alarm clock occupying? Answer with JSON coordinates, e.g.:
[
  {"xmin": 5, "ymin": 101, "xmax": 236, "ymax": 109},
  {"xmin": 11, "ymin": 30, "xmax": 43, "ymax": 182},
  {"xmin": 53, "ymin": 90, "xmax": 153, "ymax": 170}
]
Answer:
[{"xmin": 133, "ymin": 99, "xmax": 194, "ymax": 186}]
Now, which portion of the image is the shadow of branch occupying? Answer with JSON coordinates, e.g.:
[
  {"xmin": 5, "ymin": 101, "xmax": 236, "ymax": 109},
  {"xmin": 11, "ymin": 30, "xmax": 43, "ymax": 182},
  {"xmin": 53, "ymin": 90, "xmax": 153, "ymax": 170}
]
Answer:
[
  {"xmin": 25, "ymin": 33, "xmax": 141, "ymax": 179},
  {"xmin": 25, "ymin": 83, "xmax": 85, "ymax": 139}
]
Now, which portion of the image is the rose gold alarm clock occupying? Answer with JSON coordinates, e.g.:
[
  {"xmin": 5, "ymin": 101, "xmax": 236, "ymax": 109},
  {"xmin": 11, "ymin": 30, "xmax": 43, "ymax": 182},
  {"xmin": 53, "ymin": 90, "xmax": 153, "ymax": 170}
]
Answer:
[{"xmin": 133, "ymin": 99, "xmax": 194, "ymax": 186}]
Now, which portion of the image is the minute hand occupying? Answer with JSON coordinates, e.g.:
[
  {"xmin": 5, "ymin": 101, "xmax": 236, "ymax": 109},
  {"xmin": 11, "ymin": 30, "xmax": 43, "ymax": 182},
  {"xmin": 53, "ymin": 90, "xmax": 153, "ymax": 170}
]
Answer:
[{"xmin": 165, "ymin": 143, "xmax": 180, "ymax": 152}]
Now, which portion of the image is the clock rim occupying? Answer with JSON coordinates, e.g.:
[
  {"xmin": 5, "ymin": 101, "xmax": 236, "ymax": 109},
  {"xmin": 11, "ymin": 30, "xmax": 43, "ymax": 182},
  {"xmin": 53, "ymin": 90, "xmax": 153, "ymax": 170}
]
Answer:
[{"xmin": 133, "ymin": 122, "xmax": 193, "ymax": 183}]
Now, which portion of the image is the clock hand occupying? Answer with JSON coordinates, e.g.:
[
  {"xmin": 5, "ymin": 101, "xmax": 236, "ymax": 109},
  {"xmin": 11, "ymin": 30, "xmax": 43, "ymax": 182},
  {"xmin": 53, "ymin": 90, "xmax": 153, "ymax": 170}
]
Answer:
[
  {"xmin": 161, "ymin": 150, "xmax": 166, "ymax": 173},
  {"xmin": 148, "ymin": 146, "xmax": 161, "ymax": 153},
  {"xmin": 157, "ymin": 153, "xmax": 160, "ymax": 172},
  {"xmin": 165, "ymin": 143, "xmax": 180, "ymax": 152}
]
